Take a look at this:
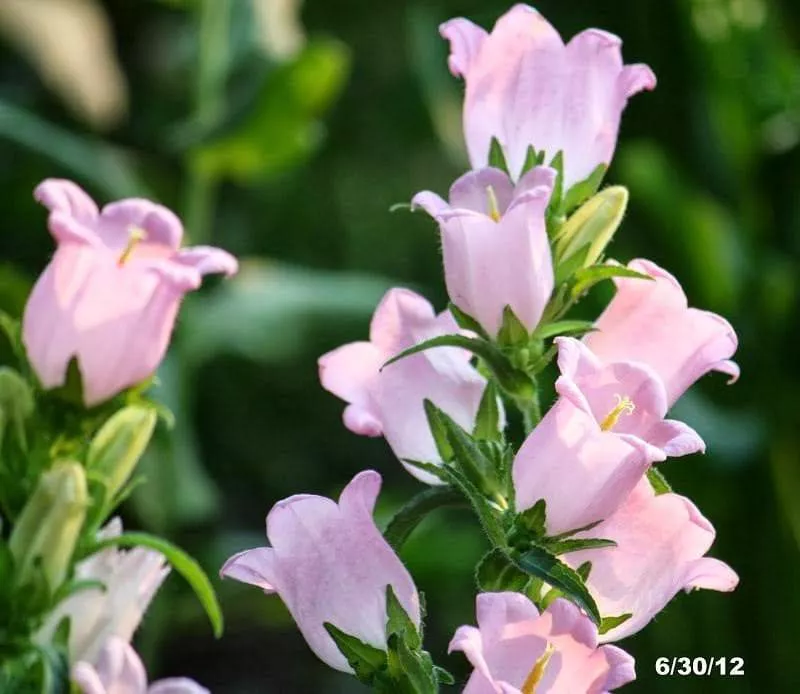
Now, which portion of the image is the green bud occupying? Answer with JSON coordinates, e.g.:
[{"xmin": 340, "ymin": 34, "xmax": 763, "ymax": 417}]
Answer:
[
  {"xmin": 0, "ymin": 367, "xmax": 34, "ymax": 452},
  {"xmin": 555, "ymin": 186, "xmax": 629, "ymax": 271},
  {"xmin": 9, "ymin": 461, "xmax": 88, "ymax": 591},
  {"xmin": 87, "ymin": 406, "xmax": 157, "ymax": 500}
]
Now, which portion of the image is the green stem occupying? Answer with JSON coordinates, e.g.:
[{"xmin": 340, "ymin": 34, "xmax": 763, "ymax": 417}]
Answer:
[
  {"xmin": 383, "ymin": 486, "xmax": 465, "ymax": 551},
  {"xmin": 519, "ymin": 376, "xmax": 542, "ymax": 434},
  {"xmin": 183, "ymin": 0, "xmax": 232, "ymax": 244}
]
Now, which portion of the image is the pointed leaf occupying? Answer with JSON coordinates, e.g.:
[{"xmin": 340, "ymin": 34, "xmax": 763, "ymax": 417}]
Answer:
[
  {"xmin": 533, "ymin": 320, "xmax": 596, "ymax": 341},
  {"xmin": 570, "ymin": 265, "xmax": 653, "ymax": 301},
  {"xmin": 488, "ymin": 137, "xmax": 508, "ymax": 174},
  {"xmin": 561, "ymin": 163, "xmax": 607, "ymax": 214},
  {"xmin": 476, "ymin": 548, "xmax": 530, "ymax": 592},
  {"xmin": 497, "ymin": 306, "xmax": 530, "ymax": 349},
  {"xmin": 448, "ymin": 303, "xmax": 490, "ymax": 340},
  {"xmin": 543, "ymin": 537, "xmax": 617, "ymax": 555},
  {"xmin": 598, "ymin": 613, "xmax": 633, "ymax": 635},
  {"xmin": 386, "ymin": 585, "xmax": 421, "ymax": 650},
  {"xmin": 325, "ymin": 622, "xmax": 388, "ymax": 682},
  {"xmin": 514, "ymin": 545, "xmax": 601, "ymax": 624},
  {"xmin": 383, "ymin": 486, "xmax": 463, "ymax": 551},
  {"xmin": 647, "ymin": 467, "xmax": 672, "ymax": 495},
  {"xmin": 473, "ymin": 382, "xmax": 501, "ymax": 441}
]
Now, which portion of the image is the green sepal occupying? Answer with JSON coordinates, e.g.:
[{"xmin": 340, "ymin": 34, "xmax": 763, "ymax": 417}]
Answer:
[
  {"xmin": 514, "ymin": 544, "xmax": 601, "ymax": 624},
  {"xmin": 488, "ymin": 137, "xmax": 509, "ymax": 174},
  {"xmin": 598, "ymin": 613, "xmax": 633, "ymax": 635},
  {"xmin": 561, "ymin": 163, "xmax": 607, "ymax": 215},
  {"xmin": 647, "ymin": 467, "xmax": 672, "ymax": 495},
  {"xmin": 519, "ymin": 145, "xmax": 544, "ymax": 178},
  {"xmin": 497, "ymin": 306, "xmax": 530, "ymax": 349},
  {"xmin": 448, "ymin": 303, "xmax": 490, "ymax": 341},
  {"xmin": 533, "ymin": 320, "xmax": 596, "ymax": 341},
  {"xmin": 383, "ymin": 334, "xmax": 535, "ymax": 401},
  {"xmin": 423, "ymin": 400, "xmax": 454, "ymax": 463},
  {"xmin": 476, "ymin": 548, "xmax": 530, "ymax": 592},
  {"xmin": 325, "ymin": 622, "xmax": 388, "ymax": 682},
  {"xmin": 576, "ymin": 561, "xmax": 592, "ymax": 581},
  {"xmin": 386, "ymin": 585, "xmax": 422, "ymax": 650},
  {"xmin": 570, "ymin": 264, "xmax": 653, "ymax": 302},
  {"xmin": 548, "ymin": 150, "xmax": 565, "ymax": 211},
  {"xmin": 473, "ymin": 382, "xmax": 502, "ymax": 442},
  {"xmin": 509, "ymin": 500, "xmax": 547, "ymax": 546},
  {"xmin": 0, "ymin": 367, "xmax": 34, "ymax": 454},
  {"xmin": 85, "ymin": 532, "xmax": 223, "ymax": 638}
]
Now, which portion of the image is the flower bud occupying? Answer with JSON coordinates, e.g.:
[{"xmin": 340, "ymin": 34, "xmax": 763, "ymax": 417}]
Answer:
[
  {"xmin": 0, "ymin": 366, "xmax": 34, "ymax": 451},
  {"xmin": 87, "ymin": 406, "xmax": 157, "ymax": 500},
  {"xmin": 9, "ymin": 461, "xmax": 88, "ymax": 591},
  {"xmin": 555, "ymin": 186, "xmax": 628, "ymax": 271}
]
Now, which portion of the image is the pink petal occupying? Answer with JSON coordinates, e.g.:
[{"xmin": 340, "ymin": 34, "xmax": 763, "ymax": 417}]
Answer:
[
  {"xmin": 35, "ymin": 178, "xmax": 99, "ymax": 223},
  {"xmin": 98, "ymin": 199, "xmax": 183, "ymax": 251},
  {"xmin": 646, "ymin": 419, "xmax": 706, "ymax": 457},
  {"xmin": 448, "ymin": 167, "xmax": 515, "ymax": 216},
  {"xmin": 219, "ymin": 547, "xmax": 278, "ymax": 593},
  {"xmin": 174, "ymin": 246, "xmax": 239, "ymax": 277},
  {"xmin": 148, "ymin": 680, "xmax": 210, "ymax": 694},
  {"xmin": 439, "ymin": 18, "xmax": 488, "ymax": 77}
]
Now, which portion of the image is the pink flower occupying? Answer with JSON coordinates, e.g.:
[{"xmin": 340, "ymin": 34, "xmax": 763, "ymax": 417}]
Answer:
[
  {"xmin": 584, "ymin": 259, "xmax": 739, "ymax": 407},
  {"xmin": 319, "ymin": 288, "xmax": 494, "ymax": 484},
  {"xmin": 512, "ymin": 338, "xmax": 704, "ymax": 535},
  {"xmin": 220, "ymin": 470, "xmax": 421, "ymax": 673},
  {"xmin": 450, "ymin": 592, "xmax": 635, "ymax": 693},
  {"xmin": 412, "ymin": 167, "xmax": 555, "ymax": 337},
  {"xmin": 441, "ymin": 4, "xmax": 656, "ymax": 187},
  {"xmin": 22, "ymin": 179, "xmax": 238, "ymax": 406},
  {"xmin": 73, "ymin": 637, "xmax": 208, "ymax": 694},
  {"xmin": 566, "ymin": 479, "xmax": 739, "ymax": 642}
]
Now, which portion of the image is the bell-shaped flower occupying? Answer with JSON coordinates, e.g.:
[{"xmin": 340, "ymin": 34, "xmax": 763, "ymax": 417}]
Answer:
[
  {"xmin": 220, "ymin": 470, "xmax": 421, "ymax": 673},
  {"xmin": 73, "ymin": 637, "xmax": 208, "ymax": 694},
  {"xmin": 513, "ymin": 337, "xmax": 704, "ymax": 535},
  {"xmin": 412, "ymin": 166, "xmax": 555, "ymax": 337},
  {"xmin": 37, "ymin": 518, "xmax": 169, "ymax": 664},
  {"xmin": 319, "ymin": 288, "xmax": 494, "ymax": 484},
  {"xmin": 584, "ymin": 259, "xmax": 739, "ymax": 407},
  {"xmin": 450, "ymin": 592, "xmax": 635, "ymax": 693},
  {"xmin": 22, "ymin": 179, "xmax": 238, "ymax": 406},
  {"xmin": 440, "ymin": 4, "xmax": 656, "ymax": 187},
  {"xmin": 566, "ymin": 479, "xmax": 739, "ymax": 642}
]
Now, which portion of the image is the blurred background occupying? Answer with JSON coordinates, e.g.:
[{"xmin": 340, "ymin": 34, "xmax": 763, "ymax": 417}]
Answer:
[{"xmin": 0, "ymin": 0, "xmax": 798, "ymax": 691}]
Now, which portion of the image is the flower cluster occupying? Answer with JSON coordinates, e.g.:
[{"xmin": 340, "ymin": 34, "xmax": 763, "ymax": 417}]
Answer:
[{"xmin": 223, "ymin": 5, "xmax": 739, "ymax": 692}]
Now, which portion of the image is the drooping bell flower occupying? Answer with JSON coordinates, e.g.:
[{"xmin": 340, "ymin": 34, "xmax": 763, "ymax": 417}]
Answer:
[
  {"xmin": 220, "ymin": 470, "xmax": 421, "ymax": 673},
  {"xmin": 512, "ymin": 338, "xmax": 704, "ymax": 535},
  {"xmin": 566, "ymin": 479, "xmax": 739, "ymax": 642},
  {"xmin": 22, "ymin": 179, "xmax": 238, "ymax": 406},
  {"xmin": 319, "ymin": 288, "xmax": 496, "ymax": 484},
  {"xmin": 584, "ymin": 259, "xmax": 739, "ymax": 407},
  {"xmin": 412, "ymin": 166, "xmax": 555, "ymax": 337},
  {"xmin": 73, "ymin": 637, "xmax": 209, "ymax": 694},
  {"xmin": 441, "ymin": 4, "xmax": 656, "ymax": 187},
  {"xmin": 450, "ymin": 592, "xmax": 635, "ymax": 693},
  {"xmin": 37, "ymin": 518, "xmax": 169, "ymax": 664}
]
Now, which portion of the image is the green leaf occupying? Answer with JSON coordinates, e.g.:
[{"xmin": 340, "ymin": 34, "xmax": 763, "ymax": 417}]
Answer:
[
  {"xmin": 89, "ymin": 532, "xmax": 223, "ymax": 638},
  {"xmin": 427, "ymin": 402, "xmax": 500, "ymax": 499},
  {"xmin": 448, "ymin": 303, "xmax": 490, "ymax": 340},
  {"xmin": 488, "ymin": 137, "xmax": 508, "ymax": 174},
  {"xmin": 392, "ymin": 637, "xmax": 438, "ymax": 694},
  {"xmin": 325, "ymin": 622, "xmax": 388, "ymax": 682},
  {"xmin": 434, "ymin": 666, "xmax": 455, "ymax": 686},
  {"xmin": 576, "ymin": 561, "xmax": 592, "ymax": 581},
  {"xmin": 476, "ymin": 548, "xmax": 530, "ymax": 592},
  {"xmin": 533, "ymin": 320, "xmax": 596, "ymax": 341},
  {"xmin": 548, "ymin": 150, "xmax": 565, "ymax": 210},
  {"xmin": 519, "ymin": 145, "xmax": 543, "ymax": 177},
  {"xmin": 570, "ymin": 264, "xmax": 653, "ymax": 301},
  {"xmin": 598, "ymin": 613, "xmax": 633, "ymax": 635},
  {"xmin": 561, "ymin": 163, "xmax": 607, "ymax": 214},
  {"xmin": 383, "ymin": 335, "xmax": 534, "ymax": 401},
  {"xmin": 496, "ymin": 306, "xmax": 530, "ymax": 349},
  {"xmin": 386, "ymin": 585, "xmax": 421, "ymax": 650},
  {"xmin": 473, "ymin": 382, "xmax": 501, "ymax": 441},
  {"xmin": 383, "ymin": 486, "xmax": 463, "ymax": 551},
  {"xmin": 647, "ymin": 467, "xmax": 673, "ymax": 495},
  {"xmin": 515, "ymin": 500, "xmax": 547, "ymax": 539},
  {"xmin": 543, "ymin": 537, "xmax": 617, "ymax": 555},
  {"xmin": 514, "ymin": 545, "xmax": 601, "ymax": 624}
]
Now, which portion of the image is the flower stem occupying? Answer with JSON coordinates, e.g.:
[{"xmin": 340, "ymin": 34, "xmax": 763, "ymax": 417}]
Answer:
[{"xmin": 383, "ymin": 486, "xmax": 465, "ymax": 551}]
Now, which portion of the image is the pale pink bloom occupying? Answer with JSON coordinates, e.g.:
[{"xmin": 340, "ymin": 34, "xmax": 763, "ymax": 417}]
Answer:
[
  {"xmin": 220, "ymin": 470, "xmax": 421, "ymax": 673},
  {"xmin": 412, "ymin": 167, "xmax": 555, "ymax": 337},
  {"xmin": 513, "ymin": 338, "xmax": 704, "ymax": 535},
  {"xmin": 441, "ymin": 4, "xmax": 656, "ymax": 187},
  {"xmin": 73, "ymin": 637, "xmax": 208, "ymax": 694},
  {"xmin": 566, "ymin": 479, "xmax": 739, "ymax": 642},
  {"xmin": 37, "ymin": 518, "xmax": 169, "ymax": 664},
  {"xmin": 585, "ymin": 259, "xmax": 739, "ymax": 407},
  {"xmin": 23, "ymin": 179, "xmax": 238, "ymax": 406},
  {"xmin": 450, "ymin": 592, "xmax": 635, "ymax": 693},
  {"xmin": 319, "ymin": 288, "xmax": 494, "ymax": 484}
]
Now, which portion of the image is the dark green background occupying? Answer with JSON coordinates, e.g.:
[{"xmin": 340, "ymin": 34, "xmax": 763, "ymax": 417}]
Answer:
[{"xmin": 0, "ymin": 0, "xmax": 798, "ymax": 691}]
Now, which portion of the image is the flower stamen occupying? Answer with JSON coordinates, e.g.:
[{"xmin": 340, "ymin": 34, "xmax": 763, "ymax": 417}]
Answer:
[
  {"xmin": 486, "ymin": 185, "xmax": 502, "ymax": 222},
  {"xmin": 600, "ymin": 394, "xmax": 635, "ymax": 432},
  {"xmin": 521, "ymin": 642, "xmax": 555, "ymax": 694},
  {"xmin": 118, "ymin": 226, "xmax": 147, "ymax": 266}
]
